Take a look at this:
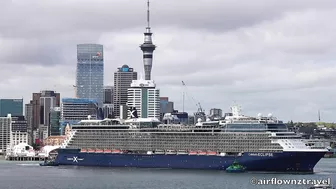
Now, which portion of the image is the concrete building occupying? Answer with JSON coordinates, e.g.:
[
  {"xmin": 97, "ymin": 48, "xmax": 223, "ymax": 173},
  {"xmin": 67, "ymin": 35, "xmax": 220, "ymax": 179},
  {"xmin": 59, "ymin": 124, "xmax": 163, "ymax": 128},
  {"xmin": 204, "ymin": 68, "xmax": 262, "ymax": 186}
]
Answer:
[
  {"xmin": 24, "ymin": 102, "xmax": 33, "ymax": 145},
  {"xmin": 103, "ymin": 86, "xmax": 114, "ymax": 118},
  {"xmin": 114, "ymin": 65, "xmax": 137, "ymax": 118},
  {"xmin": 159, "ymin": 97, "xmax": 174, "ymax": 120},
  {"xmin": 209, "ymin": 108, "xmax": 223, "ymax": 120},
  {"xmin": 61, "ymin": 98, "xmax": 98, "ymax": 122},
  {"xmin": 0, "ymin": 115, "xmax": 11, "ymax": 154},
  {"xmin": 0, "ymin": 99, "xmax": 23, "ymax": 117},
  {"xmin": 127, "ymin": 78, "xmax": 160, "ymax": 119},
  {"xmin": 49, "ymin": 107, "xmax": 61, "ymax": 136},
  {"xmin": 76, "ymin": 44, "xmax": 104, "ymax": 106},
  {"xmin": 103, "ymin": 104, "xmax": 113, "ymax": 118},
  {"xmin": 10, "ymin": 116, "xmax": 28, "ymax": 146},
  {"xmin": 30, "ymin": 91, "xmax": 60, "ymax": 131},
  {"xmin": 104, "ymin": 86, "xmax": 113, "ymax": 104}
]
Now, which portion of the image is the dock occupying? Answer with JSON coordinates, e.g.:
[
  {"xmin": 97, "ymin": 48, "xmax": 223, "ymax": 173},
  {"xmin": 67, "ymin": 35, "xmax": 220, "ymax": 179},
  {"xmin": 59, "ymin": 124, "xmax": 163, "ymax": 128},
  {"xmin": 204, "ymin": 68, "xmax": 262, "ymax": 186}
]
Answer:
[{"xmin": 5, "ymin": 156, "xmax": 48, "ymax": 161}]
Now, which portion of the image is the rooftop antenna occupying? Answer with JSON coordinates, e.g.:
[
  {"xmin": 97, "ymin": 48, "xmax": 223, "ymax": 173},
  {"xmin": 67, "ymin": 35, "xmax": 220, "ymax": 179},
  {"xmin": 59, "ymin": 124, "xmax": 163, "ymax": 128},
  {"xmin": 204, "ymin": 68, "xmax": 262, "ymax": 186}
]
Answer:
[
  {"xmin": 147, "ymin": 0, "xmax": 150, "ymax": 29},
  {"xmin": 318, "ymin": 110, "xmax": 321, "ymax": 122}
]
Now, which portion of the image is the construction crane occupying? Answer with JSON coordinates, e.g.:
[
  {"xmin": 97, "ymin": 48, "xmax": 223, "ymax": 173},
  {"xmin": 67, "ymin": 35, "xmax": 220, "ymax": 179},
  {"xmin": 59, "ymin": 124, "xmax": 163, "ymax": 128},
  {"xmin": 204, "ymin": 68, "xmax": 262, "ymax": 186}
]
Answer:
[{"xmin": 181, "ymin": 81, "xmax": 204, "ymax": 113}]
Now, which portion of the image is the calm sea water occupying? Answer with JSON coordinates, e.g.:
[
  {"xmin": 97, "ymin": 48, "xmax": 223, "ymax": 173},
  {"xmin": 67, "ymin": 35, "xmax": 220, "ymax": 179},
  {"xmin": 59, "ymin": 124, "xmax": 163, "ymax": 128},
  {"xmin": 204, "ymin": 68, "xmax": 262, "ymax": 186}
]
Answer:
[{"xmin": 1, "ymin": 158, "xmax": 335, "ymax": 189}]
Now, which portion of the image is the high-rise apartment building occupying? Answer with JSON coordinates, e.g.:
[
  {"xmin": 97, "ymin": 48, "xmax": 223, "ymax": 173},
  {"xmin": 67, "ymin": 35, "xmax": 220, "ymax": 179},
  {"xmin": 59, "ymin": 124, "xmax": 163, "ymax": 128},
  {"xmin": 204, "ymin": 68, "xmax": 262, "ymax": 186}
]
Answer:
[
  {"xmin": 0, "ymin": 115, "xmax": 11, "ymax": 154},
  {"xmin": 0, "ymin": 99, "xmax": 23, "ymax": 117},
  {"xmin": 114, "ymin": 65, "xmax": 137, "ymax": 118},
  {"xmin": 127, "ymin": 79, "xmax": 160, "ymax": 119},
  {"xmin": 76, "ymin": 44, "xmax": 104, "ymax": 106}
]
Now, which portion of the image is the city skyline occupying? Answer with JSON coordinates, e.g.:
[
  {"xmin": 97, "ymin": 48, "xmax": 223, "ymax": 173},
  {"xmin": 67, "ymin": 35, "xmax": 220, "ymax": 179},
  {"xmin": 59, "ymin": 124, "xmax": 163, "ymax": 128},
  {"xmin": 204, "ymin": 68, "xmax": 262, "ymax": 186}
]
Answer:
[{"xmin": 0, "ymin": 0, "xmax": 336, "ymax": 122}]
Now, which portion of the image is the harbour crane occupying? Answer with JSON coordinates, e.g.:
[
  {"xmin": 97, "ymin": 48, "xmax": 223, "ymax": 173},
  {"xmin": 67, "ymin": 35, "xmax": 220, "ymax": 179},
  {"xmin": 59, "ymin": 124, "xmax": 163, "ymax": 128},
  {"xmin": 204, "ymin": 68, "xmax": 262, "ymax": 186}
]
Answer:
[{"xmin": 181, "ymin": 81, "xmax": 204, "ymax": 113}]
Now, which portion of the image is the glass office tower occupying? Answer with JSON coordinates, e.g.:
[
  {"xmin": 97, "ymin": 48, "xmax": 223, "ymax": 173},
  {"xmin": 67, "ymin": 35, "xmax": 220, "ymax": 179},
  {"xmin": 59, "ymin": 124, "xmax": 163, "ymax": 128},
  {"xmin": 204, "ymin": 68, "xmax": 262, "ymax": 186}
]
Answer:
[{"xmin": 76, "ymin": 44, "xmax": 104, "ymax": 107}]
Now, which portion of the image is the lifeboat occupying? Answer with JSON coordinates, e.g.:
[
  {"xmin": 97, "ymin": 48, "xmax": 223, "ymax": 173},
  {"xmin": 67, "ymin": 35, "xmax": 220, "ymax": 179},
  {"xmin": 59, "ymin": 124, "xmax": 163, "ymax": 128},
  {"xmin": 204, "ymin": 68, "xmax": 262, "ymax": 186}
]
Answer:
[
  {"xmin": 87, "ymin": 148, "xmax": 95, "ymax": 153},
  {"xmin": 95, "ymin": 149, "xmax": 104, "ymax": 153},
  {"xmin": 188, "ymin": 151, "xmax": 197, "ymax": 155},
  {"xmin": 112, "ymin": 149, "xmax": 121, "ymax": 154},
  {"xmin": 80, "ymin": 149, "xmax": 87, "ymax": 153},
  {"xmin": 103, "ymin": 149, "xmax": 112, "ymax": 153},
  {"xmin": 197, "ymin": 151, "xmax": 207, "ymax": 155},
  {"xmin": 206, "ymin": 151, "xmax": 217, "ymax": 156},
  {"xmin": 165, "ymin": 150, "xmax": 177, "ymax": 155}
]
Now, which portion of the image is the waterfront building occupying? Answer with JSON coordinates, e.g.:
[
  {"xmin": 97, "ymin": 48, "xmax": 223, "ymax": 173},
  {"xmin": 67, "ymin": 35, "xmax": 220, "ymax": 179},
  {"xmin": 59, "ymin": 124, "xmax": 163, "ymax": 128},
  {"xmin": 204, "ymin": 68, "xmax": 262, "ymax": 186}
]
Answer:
[
  {"xmin": 0, "ymin": 114, "xmax": 11, "ymax": 154},
  {"xmin": 0, "ymin": 99, "xmax": 23, "ymax": 117},
  {"xmin": 76, "ymin": 44, "xmax": 104, "ymax": 106},
  {"xmin": 114, "ymin": 65, "xmax": 137, "ymax": 118},
  {"xmin": 10, "ymin": 116, "xmax": 28, "ymax": 146},
  {"xmin": 127, "ymin": 78, "xmax": 160, "ymax": 119},
  {"xmin": 49, "ymin": 107, "xmax": 61, "ymax": 136}
]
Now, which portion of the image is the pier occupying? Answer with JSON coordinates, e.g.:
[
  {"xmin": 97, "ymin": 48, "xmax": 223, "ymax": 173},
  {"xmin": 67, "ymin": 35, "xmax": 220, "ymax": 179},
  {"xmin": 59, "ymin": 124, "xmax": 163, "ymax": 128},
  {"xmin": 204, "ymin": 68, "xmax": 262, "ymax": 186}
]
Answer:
[{"xmin": 5, "ymin": 156, "xmax": 48, "ymax": 161}]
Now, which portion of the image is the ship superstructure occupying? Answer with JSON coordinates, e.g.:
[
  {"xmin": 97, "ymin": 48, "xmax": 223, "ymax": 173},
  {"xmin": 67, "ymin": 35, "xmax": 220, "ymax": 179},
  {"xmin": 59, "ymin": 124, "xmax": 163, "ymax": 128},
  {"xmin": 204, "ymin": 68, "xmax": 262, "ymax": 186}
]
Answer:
[{"xmin": 55, "ymin": 105, "xmax": 326, "ymax": 172}]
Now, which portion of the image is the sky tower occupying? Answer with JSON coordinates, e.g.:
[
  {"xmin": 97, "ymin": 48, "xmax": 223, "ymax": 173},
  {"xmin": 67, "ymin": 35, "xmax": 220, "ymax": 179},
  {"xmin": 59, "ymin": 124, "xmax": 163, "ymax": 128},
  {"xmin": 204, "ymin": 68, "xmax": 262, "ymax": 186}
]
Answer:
[{"xmin": 140, "ymin": 0, "xmax": 156, "ymax": 80}]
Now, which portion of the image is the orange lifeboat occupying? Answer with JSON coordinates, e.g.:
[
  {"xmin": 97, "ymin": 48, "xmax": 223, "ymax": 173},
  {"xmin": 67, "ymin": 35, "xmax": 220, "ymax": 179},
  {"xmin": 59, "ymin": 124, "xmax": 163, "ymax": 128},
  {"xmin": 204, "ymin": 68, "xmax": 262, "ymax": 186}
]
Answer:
[
  {"xmin": 95, "ymin": 149, "xmax": 104, "ymax": 153},
  {"xmin": 206, "ymin": 151, "xmax": 217, "ymax": 156},
  {"xmin": 80, "ymin": 149, "xmax": 87, "ymax": 153},
  {"xmin": 197, "ymin": 151, "xmax": 207, "ymax": 155},
  {"xmin": 87, "ymin": 148, "xmax": 95, "ymax": 153},
  {"xmin": 112, "ymin": 149, "xmax": 121, "ymax": 154},
  {"xmin": 188, "ymin": 151, "xmax": 197, "ymax": 155},
  {"xmin": 104, "ymin": 149, "xmax": 112, "ymax": 153}
]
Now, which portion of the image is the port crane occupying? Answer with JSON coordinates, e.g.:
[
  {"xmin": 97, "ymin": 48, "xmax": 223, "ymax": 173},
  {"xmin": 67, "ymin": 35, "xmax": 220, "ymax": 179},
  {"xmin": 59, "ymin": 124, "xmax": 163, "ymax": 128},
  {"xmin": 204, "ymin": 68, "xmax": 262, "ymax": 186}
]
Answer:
[{"xmin": 181, "ymin": 81, "xmax": 204, "ymax": 113}]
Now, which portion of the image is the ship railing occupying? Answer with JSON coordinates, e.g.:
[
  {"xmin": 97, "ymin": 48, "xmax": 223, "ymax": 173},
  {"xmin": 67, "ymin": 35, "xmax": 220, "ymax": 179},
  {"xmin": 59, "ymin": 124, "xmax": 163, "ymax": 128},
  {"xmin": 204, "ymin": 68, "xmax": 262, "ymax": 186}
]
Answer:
[{"xmin": 60, "ymin": 130, "xmax": 77, "ymax": 148}]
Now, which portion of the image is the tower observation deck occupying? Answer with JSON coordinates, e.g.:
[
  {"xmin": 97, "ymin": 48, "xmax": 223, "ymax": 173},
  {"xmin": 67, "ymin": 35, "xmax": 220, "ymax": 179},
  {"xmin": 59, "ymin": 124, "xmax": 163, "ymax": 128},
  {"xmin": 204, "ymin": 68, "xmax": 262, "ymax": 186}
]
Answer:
[{"xmin": 140, "ymin": 0, "xmax": 156, "ymax": 80}]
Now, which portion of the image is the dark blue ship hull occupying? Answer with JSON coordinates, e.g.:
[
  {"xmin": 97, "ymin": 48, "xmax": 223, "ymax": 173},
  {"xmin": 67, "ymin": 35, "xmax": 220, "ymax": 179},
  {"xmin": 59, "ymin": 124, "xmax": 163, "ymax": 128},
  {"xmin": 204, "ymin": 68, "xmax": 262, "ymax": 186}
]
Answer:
[{"xmin": 55, "ymin": 149, "xmax": 325, "ymax": 173}]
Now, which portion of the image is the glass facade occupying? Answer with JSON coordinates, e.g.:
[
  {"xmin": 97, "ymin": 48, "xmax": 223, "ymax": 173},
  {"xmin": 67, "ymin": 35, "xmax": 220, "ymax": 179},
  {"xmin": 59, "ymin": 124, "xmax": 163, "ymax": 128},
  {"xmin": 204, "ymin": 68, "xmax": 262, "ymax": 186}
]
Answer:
[
  {"xmin": 141, "ymin": 89, "xmax": 148, "ymax": 118},
  {"xmin": 49, "ymin": 108, "xmax": 61, "ymax": 136},
  {"xmin": 0, "ymin": 99, "xmax": 23, "ymax": 117},
  {"xmin": 76, "ymin": 44, "xmax": 104, "ymax": 107}
]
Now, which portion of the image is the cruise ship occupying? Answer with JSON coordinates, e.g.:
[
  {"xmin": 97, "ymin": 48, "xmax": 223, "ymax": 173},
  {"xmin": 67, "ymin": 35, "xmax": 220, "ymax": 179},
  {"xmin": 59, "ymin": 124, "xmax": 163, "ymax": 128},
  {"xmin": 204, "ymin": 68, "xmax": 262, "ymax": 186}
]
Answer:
[{"xmin": 54, "ymin": 105, "xmax": 327, "ymax": 172}]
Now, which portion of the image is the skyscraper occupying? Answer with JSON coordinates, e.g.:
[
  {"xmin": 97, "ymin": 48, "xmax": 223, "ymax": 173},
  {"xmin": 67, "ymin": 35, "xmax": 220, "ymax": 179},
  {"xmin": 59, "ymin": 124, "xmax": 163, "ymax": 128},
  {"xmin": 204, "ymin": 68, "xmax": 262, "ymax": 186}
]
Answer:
[
  {"xmin": 113, "ymin": 65, "xmax": 137, "ymax": 118},
  {"xmin": 140, "ymin": 0, "xmax": 156, "ymax": 80},
  {"xmin": 76, "ymin": 44, "xmax": 104, "ymax": 106},
  {"xmin": 103, "ymin": 86, "xmax": 113, "ymax": 104},
  {"xmin": 127, "ymin": 78, "xmax": 160, "ymax": 119}
]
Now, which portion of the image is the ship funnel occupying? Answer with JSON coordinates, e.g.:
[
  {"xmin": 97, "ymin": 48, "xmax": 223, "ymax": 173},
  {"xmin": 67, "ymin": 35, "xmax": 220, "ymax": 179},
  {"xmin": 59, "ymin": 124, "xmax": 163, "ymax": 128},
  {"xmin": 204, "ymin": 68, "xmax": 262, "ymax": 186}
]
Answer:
[{"xmin": 129, "ymin": 107, "xmax": 138, "ymax": 118}]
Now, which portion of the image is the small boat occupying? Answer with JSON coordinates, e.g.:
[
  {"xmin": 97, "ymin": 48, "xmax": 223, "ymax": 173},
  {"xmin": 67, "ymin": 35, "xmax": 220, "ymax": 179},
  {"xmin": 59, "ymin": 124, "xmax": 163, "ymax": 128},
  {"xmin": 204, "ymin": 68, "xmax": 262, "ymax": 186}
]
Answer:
[
  {"xmin": 226, "ymin": 160, "xmax": 246, "ymax": 173},
  {"xmin": 40, "ymin": 160, "xmax": 59, "ymax": 167},
  {"xmin": 308, "ymin": 184, "xmax": 333, "ymax": 189}
]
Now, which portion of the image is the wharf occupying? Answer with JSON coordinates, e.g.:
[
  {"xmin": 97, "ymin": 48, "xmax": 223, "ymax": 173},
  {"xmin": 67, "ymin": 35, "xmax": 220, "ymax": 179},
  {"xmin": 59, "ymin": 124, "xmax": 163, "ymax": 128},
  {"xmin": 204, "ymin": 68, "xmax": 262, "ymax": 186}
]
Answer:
[{"xmin": 5, "ymin": 156, "xmax": 48, "ymax": 161}]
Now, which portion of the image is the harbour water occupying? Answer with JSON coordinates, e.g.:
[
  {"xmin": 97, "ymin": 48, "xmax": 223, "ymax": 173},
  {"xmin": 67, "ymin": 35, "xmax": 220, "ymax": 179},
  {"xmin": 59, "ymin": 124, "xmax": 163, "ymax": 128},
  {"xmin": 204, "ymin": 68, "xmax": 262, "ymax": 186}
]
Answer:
[{"xmin": 1, "ymin": 158, "xmax": 335, "ymax": 189}]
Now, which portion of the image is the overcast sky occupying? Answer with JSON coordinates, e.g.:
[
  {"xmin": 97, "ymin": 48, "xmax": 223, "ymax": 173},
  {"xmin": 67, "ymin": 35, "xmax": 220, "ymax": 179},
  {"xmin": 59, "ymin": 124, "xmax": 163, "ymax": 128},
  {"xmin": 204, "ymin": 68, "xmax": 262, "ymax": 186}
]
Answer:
[{"xmin": 0, "ymin": 0, "xmax": 336, "ymax": 122}]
